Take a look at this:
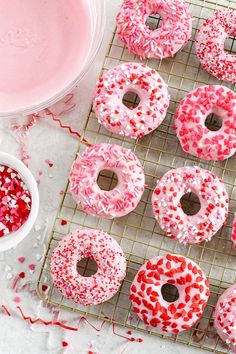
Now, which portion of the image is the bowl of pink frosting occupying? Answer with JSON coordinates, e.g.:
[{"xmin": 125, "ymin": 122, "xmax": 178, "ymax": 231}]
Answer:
[{"xmin": 0, "ymin": 0, "xmax": 105, "ymax": 117}]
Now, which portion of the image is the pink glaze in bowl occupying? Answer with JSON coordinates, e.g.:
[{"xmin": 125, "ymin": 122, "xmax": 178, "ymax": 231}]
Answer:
[{"xmin": 0, "ymin": 0, "xmax": 105, "ymax": 117}]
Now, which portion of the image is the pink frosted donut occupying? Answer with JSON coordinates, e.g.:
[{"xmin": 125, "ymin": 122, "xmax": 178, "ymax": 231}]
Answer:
[
  {"xmin": 174, "ymin": 85, "xmax": 236, "ymax": 161},
  {"xmin": 116, "ymin": 0, "xmax": 192, "ymax": 60},
  {"xmin": 130, "ymin": 253, "xmax": 210, "ymax": 333},
  {"xmin": 196, "ymin": 10, "xmax": 236, "ymax": 83},
  {"xmin": 231, "ymin": 213, "xmax": 236, "ymax": 249},
  {"xmin": 50, "ymin": 229, "xmax": 126, "ymax": 306},
  {"xmin": 214, "ymin": 284, "xmax": 236, "ymax": 351},
  {"xmin": 93, "ymin": 63, "xmax": 170, "ymax": 139},
  {"xmin": 152, "ymin": 166, "xmax": 229, "ymax": 244},
  {"xmin": 70, "ymin": 144, "xmax": 145, "ymax": 219}
]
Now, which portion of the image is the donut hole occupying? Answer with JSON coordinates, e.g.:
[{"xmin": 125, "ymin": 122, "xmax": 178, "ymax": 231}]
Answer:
[
  {"xmin": 122, "ymin": 91, "xmax": 141, "ymax": 110},
  {"xmin": 180, "ymin": 192, "xmax": 201, "ymax": 216},
  {"xmin": 161, "ymin": 284, "xmax": 179, "ymax": 303},
  {"xmin": 224, "ymin": 34, "xmax": 236, "ymax": 54},
  {"xmin": 97, "ymin": 170, "xmax": 118, "ymax": 191},
  {"xmin": 205, "ymin": 113, "xmax": 223, "ymax": 132},
  {"xmin": 77, "ymin": 258, "xmax": 98, "ymax": 277},
  {"xmin": 145, "ymin": 13, "xmax": 163, "ymax": 31}
]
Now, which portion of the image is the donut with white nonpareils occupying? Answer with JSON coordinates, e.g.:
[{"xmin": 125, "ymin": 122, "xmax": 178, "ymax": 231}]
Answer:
[
  {"xmin": 174, "ymin": 85, "xmax": 236, "ymax": 161},
  {"xmin": 231, "ymin": 212, "xmax": 236, "ymax": 249},
  {"xmin": 50, "ymin": 229, "xmax": 126, "ymax": 306},
  {"xmin": 93, "ymin": 63, "xmax": 170, "ymax": 139},
  {"xmin": 152, "ymin": 166, "xmax": 229, "ymax": 244},
  {"xmin": 69, "ymin": 144, "xmax": 145, "ymax": 219},
  {"xmin": 214, "ymin": 283, "xmax": 236, "ymax": 351},
  {"xmin": 196, "ymin": 10, "xmax": 236, "ymax": 83},
  {"xmin": 116, "ymin": 0, "xmax": 192, "ymax": 60},
  {"xmin": 130, "ymin": 254, "xmax": 210, "ymax": 333}
]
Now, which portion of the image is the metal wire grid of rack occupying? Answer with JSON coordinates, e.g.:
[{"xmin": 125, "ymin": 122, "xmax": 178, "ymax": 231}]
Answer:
[{"xmin": 37, "ymin": 0, "xmax": 236, "ymax": 353}]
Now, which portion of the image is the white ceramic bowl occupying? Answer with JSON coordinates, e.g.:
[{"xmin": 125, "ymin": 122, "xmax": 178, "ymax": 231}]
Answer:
[{"xmin": 0, "ymin": 153, "xmax": 39, "ymax": 252}]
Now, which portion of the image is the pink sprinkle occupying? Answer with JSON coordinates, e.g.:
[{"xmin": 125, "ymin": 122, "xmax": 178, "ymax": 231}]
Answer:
[
  {"xmin": 29, "ymin": 264, "xmax": 36, "ymax": 271},
  {"xmin": 18, "ymin": 257, "xmax": 25, "ymax": 263},
  {"xmin": 45, "ymin": 160, "xmax": 54, "ymax": 168},
  {"xmin": 13, "ymin": 297, "xmax": 21, "ymax": 303}
]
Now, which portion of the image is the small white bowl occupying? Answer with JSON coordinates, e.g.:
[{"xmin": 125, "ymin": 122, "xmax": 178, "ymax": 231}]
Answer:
[{"xmin": 0, "ymin": 152, "xmax": 39, "ymax": 252}]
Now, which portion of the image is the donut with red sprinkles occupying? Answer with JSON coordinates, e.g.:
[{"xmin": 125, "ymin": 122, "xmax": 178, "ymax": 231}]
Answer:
[
  {"xmin": 70, "ymin": 144, "xmax": 145, "ymax": 219},
  {"xmin": 174, "ymin": 85, "xmax": 236, "ymax": 161},
  {"xmin": 93, "ymin": 63, "xmax": 170, "ymax": 139},
  {"xmin": 196, "ymin": 10, "xmax": 236, "ymax": 83},
  {"xmin": 152, "ymin": 166, "xmax": 229, "ymax": 244},
  {"xmin": 214, "ymin": 283, "xmax": 236, "ymax": 351},
  {"xmin": 116, "ymin": 0, "xmax": 192, "ymax": 60},
  {"xmin": 50, "ymin": 229, "xmax": 126, "ymax": 306},
  {"xmin": 130, "ymin": 254, "xmax": 210, "ymax": 333},
  {"xmin": 231, "ymin": 213, "xmax": 236, "ymax": 249}
]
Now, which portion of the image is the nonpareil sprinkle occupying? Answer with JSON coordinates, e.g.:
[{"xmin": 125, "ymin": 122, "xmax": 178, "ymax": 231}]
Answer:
[{"xmin": 0, "ymin": 165, "xmax": 31, "ymax": 236}]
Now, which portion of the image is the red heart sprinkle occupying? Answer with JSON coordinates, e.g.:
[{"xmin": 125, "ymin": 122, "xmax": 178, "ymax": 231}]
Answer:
[
  {"xmin": 61, "ymin": 220, "xmax": 67, "ymax": 226},
  {"xmin": 62, "ymin": 341, "xmax": 68, "ymax": 347},
  {"xmin": 42, "ymin": 285, "xmax": 48, "ymax": 292},
  {"xmin": 19, "ymin": 272, "xmax": 25, "ymax": 279}
]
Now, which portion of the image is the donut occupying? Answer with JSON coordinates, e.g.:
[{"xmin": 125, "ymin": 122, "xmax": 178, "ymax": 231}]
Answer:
[
  {"xmin": 214, "ymin": 283, "xmax": 236, "ymax": 351},
  {"xmin": 130, "ymin": 253, "xmax": 210, "ymax": 333},
  {"xmin": 50, "ymin": 229, "xmax": 126, "ymax": 306},
  {"xmin": 116, "ymin": 0, "xmax": 192, "ymax": 60},
  {"xmin": 152, "ymin": 166, "xmax": 229, "ymax": 244},
  {"xmin": 93, "ymin": 63, "xmax": 170, "ymax": 139},
  {"xmin": 70, "ymin": 144, "xmax": 145, "ymax": 219},
  {"xmin": 174, "ymin": 85, "xmax": 236, "ymax": 161},
  {"xmin": 195, "ymin": 10, "xmax": 236, "ymax": 83},
  {"xmin": 231, "ymin": 212, "xmax": 236, "ymax": 249}
]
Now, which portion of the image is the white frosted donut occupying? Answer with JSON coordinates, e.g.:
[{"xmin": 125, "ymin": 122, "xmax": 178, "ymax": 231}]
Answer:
[
  {"xmin": 130, "ymin": 253, "xmax": 210, "ymax": 333},
  {"xmin": 70, "ymin": 144, "xmax": 145, "ymax": 219},
  {"xmin": 152, "ymin": 166, "xmax": 229, "ymax": 244},
  {"xmin": 214, "ymin": 283, "xmax": 236, "ymax": 351},
  {"xmin": 231, "ymin": 212, "xmax": 236, "ymax": 249},
  {"xmin": 174, "ymin": 85, "xmax": 236, "ymax": 161},
  {"xmin": 116, "ymin": 0, "xmax": 192, "ymax": 60},
  {"xmin": 196, "ymin": 10, "xmax": 236, "ymax": 83},
  {"xmin": 50, "ymin": 229, "xmax": 126, "ymax": 306},
  {"xmin": 93, "ymin": 63, "xmax": 170, "ymax": 139}
]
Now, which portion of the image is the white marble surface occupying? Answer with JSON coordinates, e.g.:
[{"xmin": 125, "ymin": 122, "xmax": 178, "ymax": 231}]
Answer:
[{"xmin": 0, "ymin": 1, "xmax": 222, "ymax": 353}]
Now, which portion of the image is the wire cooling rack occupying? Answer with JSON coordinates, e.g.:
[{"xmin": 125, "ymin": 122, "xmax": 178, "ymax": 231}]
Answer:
[{"xmin": 37, "ymin": 0, "xmax": 236, "ymax": 352}]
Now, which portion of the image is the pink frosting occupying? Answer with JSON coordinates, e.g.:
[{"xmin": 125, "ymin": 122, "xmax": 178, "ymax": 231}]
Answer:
[
  {"xmin": 152, "ymin": 166, "xmax": 229, "ymax": 244},
  {"xmin": 116, "ymin": 0, "xmax": 192, "ymax": 59},
  {"xmin": 196, "ymin": 10, "xmax": 236, "ymax": 83},
  {"xmin": 174, "ymin": 85, "xmax": 236, "ymax": 161},
  {"xmin": 70, "ymin": 144, "xmax": 145, "ymax": 219},
  {"xmin": 130, "ymin": 253, "xmax": 210, "ymax": 333},
  {"xmin": 214, "ymin": 283, "xmax": 236, "ymax": 351},
  {"xmin": 93, "ymin": 62, "xmax": 170, "ymax": 139},
  {"xmin": 50, "ymin": 229, "xmax": 126, "ymax": 306}
]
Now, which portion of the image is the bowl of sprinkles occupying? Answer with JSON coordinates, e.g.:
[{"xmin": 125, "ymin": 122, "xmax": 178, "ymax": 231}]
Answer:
[{"xmin": 0, "ymin": 152, "xmax": 39, "ymax": 251}]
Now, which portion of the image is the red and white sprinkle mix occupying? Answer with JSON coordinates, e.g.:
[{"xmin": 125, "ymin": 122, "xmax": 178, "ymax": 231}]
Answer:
[
  {"xmin": 214, "ymin": 283, "xmax": 236, "ymax": 351},
  {"xmin": 116, "ymin": 0, "xmax": 192, "ymax": 60},
  {"xmin": 50, "ymin": 229, "xmax": 126, "ymax": 306},
  {"xmin": 130, "ymin": 254, "xmax": 210, "ymax": 333},
  {"xmin": 152, "ymin": 166, "xmax": 229, "ymax": 244},
  {"xmin": 196, "ymin": 10, "xmax": 236, "ymax": 83},
  {"xmin": 93, "ymin": 63, "xmax": 170, "ymax": 139},
  {"xmin": 231, "ymin": 213, "xmax": 236, "ymax": 249},
  {"xmin": 70, "ymin": 144, "xmax": 145, "ymax": 219},
  {"xmin": 0, "ymin": 165, "xmax": 31, "ymax": 237},
  {"xmin": 174, "ymin": 85, "xmax": 236, "ymax": 161}
]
